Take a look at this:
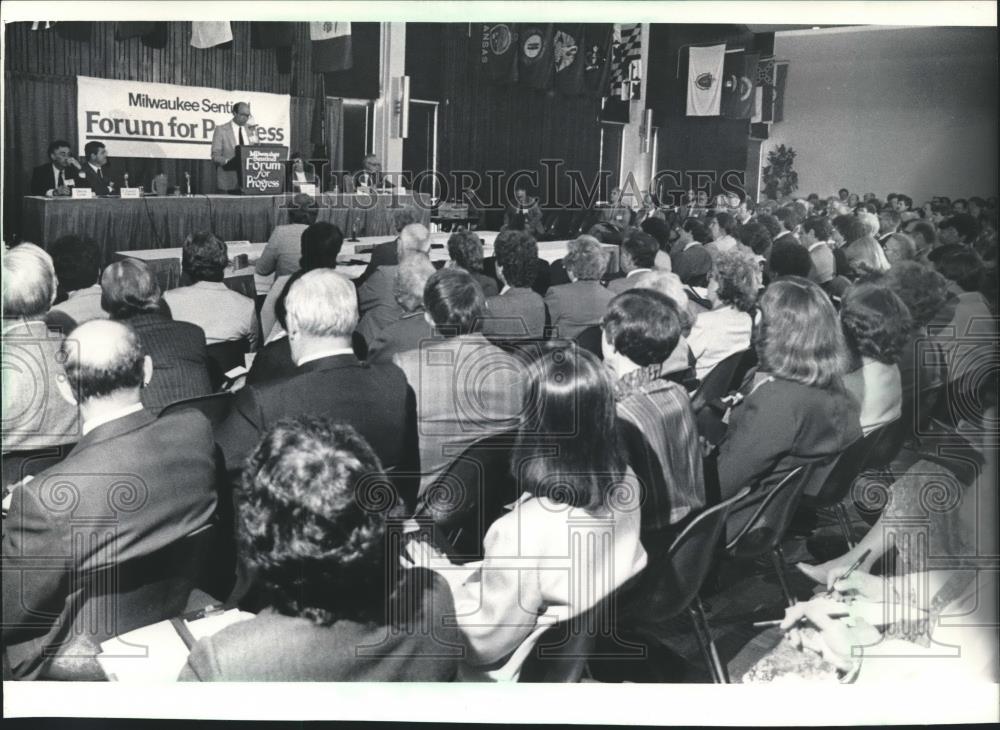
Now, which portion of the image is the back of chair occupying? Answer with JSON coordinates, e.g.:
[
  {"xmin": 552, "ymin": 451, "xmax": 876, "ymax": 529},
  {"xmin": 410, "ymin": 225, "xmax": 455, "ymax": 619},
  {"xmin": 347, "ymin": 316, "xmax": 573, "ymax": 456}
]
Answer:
[
  {"xmin": 206, "ymin": 337, "xmax": 251, "ymax": 390},
  {"xmin": 158, "ymin": 391, "xmax": 235, "ymax": 427},
  {"xmin": 3, "ymin": 442, "xmax": 76, "ymax": 489},
  {"xmin": 573, "ymin": 325, "xmax": 604, "ymax": 360},
  {"xmin": 418, "ymin": 428, "xmax": 522, "ymax": 562},
  {"xmin": 725, "ymin": 464, "xmax": 816, "ymax": 559},
  {"xmin": 812, "ymin": 421, "xmax": 904, "ymax": 509},
  {"xmin": 40, "ymin": 523, "xmax": 218, "ymax": 678},
  {"xmin": 691, "ymin": 348, "xmax": 756, "ymax": 413}
]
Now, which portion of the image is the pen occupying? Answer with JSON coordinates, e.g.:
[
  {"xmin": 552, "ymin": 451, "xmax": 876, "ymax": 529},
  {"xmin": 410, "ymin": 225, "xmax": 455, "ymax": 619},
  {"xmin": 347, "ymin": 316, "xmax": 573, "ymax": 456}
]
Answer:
[
  {"xmin": 753, "ymin": 612, "xmax": 849, "ymax": 628},
  {"xmin": 824, "ymin": 548, "xmax": 872, "ymax": 597}
]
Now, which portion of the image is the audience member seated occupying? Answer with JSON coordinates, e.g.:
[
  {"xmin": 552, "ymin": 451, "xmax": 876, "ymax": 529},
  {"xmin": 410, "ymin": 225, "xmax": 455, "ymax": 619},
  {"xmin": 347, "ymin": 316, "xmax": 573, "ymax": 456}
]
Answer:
[
  {"xmin": 602, "ymin": 289, "xmax": 705, "ymax": 546},
  {"xmin": 100, "ymin": 259, "xmax": 212, "ymax": 415},
  {"xmin": 739, "ymin": 219, "xmax": 774, "ymax": 277},
  {"xmin": 544, "ymin": 235, "xmax": 614, "ymax": 340},
  {"xmin": 216, "ymin": 270, "xmax": 419, "ymax": 508},
  {"xmin": 772, "ymin": 207, "xmax": 802, "ymax": 247},
  {"xmin": 883, "ymin": 231, "xmax": 918, "ymax": 266},
  {"xmin": 2, "ymin": 320, "xmax": 217, "ymax": 679},
  {"xmin": 800, "ymin": 216, "xmax": 837, "ymax": 286},
  {"xmin": 481, "ymin": 229, "xmax": 547, "ymax": 340},
  {"xmin": 716, "ymin": 277, "xmax": 862, "ymax": 499},
  {"xmin": 358, "ymin": 223, "xmax": 432, "ymax": 346},
  {"xmin": 705, "ymin": 211, "xmax": 742, "ymax": 257},
  {"xmin": 938, "ymin": 214, "xmax": 980, "ymax": 247},
  {"xmin": 931, "ymin": 246, "xmax": 995, "ymax": 388},
  {"xmin": 164, "ymin": 232, "xmax": 259, "ymax": 351},
  {"xmin": 669, "ymin": 217, "xmax": 712, "ymax": 271},
  {"xmin": 605, "ymin": 229, "xmax": 660, "ymax": 296},
  {"xmin": 842, "ymin": 213, "xmax": 891, "ymax": 275},
  {"xmin": 355, "ymin": 207, "xmax": 426, "ymax": 287},
  {"xmin": 840, "ymin": 282, "xmax": 911, "ymax": 435},
  {"xmin": 406, "ymin": 346, "xmax": 647, "ymax": 681},
  {"xmin": 883, "ymin": 262, "xmax": 950, "ymax": 442},
  {"xmin": 366, "ymin": 254, "xmax": 437, "ymax": 363},
  {"xmin": 2, "ymin": 243, "xmax": 81, "ymax": 452},
  {"xmin": 393, "ymin": 269, "xmax": 526, "ymax": 495},
  {"xmin": 48, "ymin": 235, "xmax": 107, "ymax": 325},
  {"xmin": 688, "ymin": 248, "xmax": 759, "ymax": 381},
  {"xmin": 259, "ymin": 221, "xmax": 344, "ymax": 343},
  {"xmin": 767, "ymin": 238, "xmax": 814, "ymax": 281},
  {"xmin": 179, "ymin": 417, "xmax": 460, "ymax": 681},
  {"xmin": 627, "ymin": 270, "xmax": 698, "ymax": 388},
  {"xmin": 446, "ymin": 230, "xmax": 498, "ymax": 297},
  {"xmin": 674, "ymin": 245, "xmax": 714, "ymax": 320},
  {"xmin": 255, "ymin": 194, "xmax": 317, "ymax": 278}
]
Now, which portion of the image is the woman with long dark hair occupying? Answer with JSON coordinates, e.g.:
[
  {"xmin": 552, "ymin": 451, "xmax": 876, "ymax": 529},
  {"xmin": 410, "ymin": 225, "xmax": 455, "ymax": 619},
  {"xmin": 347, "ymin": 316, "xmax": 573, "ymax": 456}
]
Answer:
[{"xmin": 407, "ymin": 345, "xmax": 647, "ymax": 680}]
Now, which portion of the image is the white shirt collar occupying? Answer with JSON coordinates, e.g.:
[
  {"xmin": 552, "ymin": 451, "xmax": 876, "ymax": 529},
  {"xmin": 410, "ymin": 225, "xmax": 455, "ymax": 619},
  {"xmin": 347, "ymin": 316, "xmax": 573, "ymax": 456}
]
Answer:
[
  {"xmin": 192, "ymin": 280, "xmax": 229, "ymax": 290},
  {"xmin": 297, "ymin": 346, "xmax": 355, "ymax": 367},
  {"xmin": 499, "ymin": 284, "xmax": 512, "ymax": 295},
  {"xmin": 683, "ymin": 240, "xmax": 700, "ymax": 252},
  {"xmin": 82, "ymin": 402, "xmax": 144, "ymax": 437},
  {"xmin": 88, "ymin": 162, "xmax": 102, "ymax": 174},
  {"xmin": 626, "ymin": 268, "xmax": 652, "ymax": 278},
  {"xmin": 67, "ymin": 283, "xmax": 102, "ymax": 298},
  {"xmin": 807, "ymin": 240, "xmax": 829, "ymax": 252}
]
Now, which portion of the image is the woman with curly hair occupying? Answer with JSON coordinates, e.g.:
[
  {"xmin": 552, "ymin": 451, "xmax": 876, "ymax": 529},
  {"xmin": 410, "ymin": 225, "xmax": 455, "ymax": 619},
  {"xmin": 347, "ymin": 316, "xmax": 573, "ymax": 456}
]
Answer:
[
  {"xmin": 407, "ymin": 346, "xmax": 647, "ymax": 681},
  {"xmin": 687, "ymin": 247, "xmax": 761, "ymax": 380},
  {"xmin": 716, "ymin": 277, "xmax": 862, "ymax": 499},
  {"xmin": 840, "ymin": 282, "xmax": 913, "ymax": 435},
  {"xmin": 179, "ymin": 416, "xmax": 461, "ymax": 681},
  {"xmin": 543, "ymin": 235, "xmax": 615, "ymax": 339}
]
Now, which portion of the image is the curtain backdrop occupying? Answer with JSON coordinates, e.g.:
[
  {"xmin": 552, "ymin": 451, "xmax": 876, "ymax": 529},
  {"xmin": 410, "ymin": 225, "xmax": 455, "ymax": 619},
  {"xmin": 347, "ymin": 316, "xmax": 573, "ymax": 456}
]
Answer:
[{"xmin": 4, "ymin": 72, "xmax": 318, "ymax": 243}]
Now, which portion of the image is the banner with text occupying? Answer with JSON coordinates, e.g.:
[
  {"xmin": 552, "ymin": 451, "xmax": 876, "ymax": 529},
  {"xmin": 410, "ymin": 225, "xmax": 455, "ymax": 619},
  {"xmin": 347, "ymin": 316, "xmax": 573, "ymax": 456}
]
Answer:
[{"xmin": 76, "ymin": 76, "xmax": 291, "ymax": 159}]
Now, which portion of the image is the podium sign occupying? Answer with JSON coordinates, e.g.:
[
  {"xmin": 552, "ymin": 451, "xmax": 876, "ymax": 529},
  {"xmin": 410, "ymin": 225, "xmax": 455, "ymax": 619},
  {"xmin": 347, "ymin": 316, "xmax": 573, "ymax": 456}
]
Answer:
[{"xmin": 236, "ymin": 144, "xmax": 289, "ymax": 195}]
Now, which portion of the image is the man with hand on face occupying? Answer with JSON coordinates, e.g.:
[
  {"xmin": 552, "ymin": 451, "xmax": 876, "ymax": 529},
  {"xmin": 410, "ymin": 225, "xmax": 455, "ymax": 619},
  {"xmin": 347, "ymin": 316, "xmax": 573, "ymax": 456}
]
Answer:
[
  {"xmin": 75, "ymin": 141, "xmax": 116, "ymax": 196},
  {"xmin": 30, "ymin": 140, "xmax": 83, "ymax": 197},
  {"xmin": 211, "ymin": 101, "xmax": 256, "ymax": 193}
]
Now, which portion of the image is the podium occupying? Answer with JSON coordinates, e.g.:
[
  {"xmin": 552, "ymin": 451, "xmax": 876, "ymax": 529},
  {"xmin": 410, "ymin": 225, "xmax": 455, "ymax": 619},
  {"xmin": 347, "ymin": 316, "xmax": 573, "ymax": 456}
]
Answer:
[{"xmin": 228, "ymin": 144, "xmax": 289, "ymax": 195}]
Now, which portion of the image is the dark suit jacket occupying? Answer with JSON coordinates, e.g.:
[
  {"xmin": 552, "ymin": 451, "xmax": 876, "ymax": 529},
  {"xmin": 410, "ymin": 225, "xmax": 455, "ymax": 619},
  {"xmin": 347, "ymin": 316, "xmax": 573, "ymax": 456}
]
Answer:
[
  {"xmin": 367, "ymin": 310, "xmax": 435, "ymax": 363},
  {"xmin": 2, "ymin": 408, "xmax": 218, "ymax": 679},
  {"xmin": 178, "ymin": 568, "xmax": 460, "ymax": 681},
  {"xmin": 481, "ymin": 256, "xmax": 552, "ymax": 297},
  {"xmin": 75, "ymin": 162, "xmax": 114, "ymax": 196},
  {"xmin": 216, "ymin": 354, "xmax": 420, "ymax": 508},
  {"xmin": 30, "ymin": 163, "xmax": 69, "ymax": 196},
  {"xmin": 482, "ymin": 287, "xmax": 548, "ymax": 340},
  {"xmin": 544, "ymin": 280, "xmax": 615, "ymax": 340},
  {"xmin": 126, "ymin": 312, "xmax": 213, "ymax": 415}
]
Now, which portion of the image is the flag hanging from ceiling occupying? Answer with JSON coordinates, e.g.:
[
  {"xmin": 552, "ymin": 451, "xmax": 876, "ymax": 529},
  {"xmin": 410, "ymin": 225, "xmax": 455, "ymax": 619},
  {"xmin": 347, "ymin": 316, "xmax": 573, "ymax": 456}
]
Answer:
[
  {"xmin": 750, "ymin": 56, "xmax": 788, "ymax": 123},
  {"xmin": 722, "ymin": 52, "xmax": 759, "ymax": 119},
  {"xmin": 116, "ymin": 22, "xmax": 168, "ymax": 49},
  {"xmin": 686, "ymin": 44, "xmax": 726, "ymax": 116},
  {"xmin": 553, "ymin": 24, "xmax": 584, "ymax": 96},
  {"xmin": 311, "ymin": 22, "xmax": 353, "ymax": 72},
  {"xmin": 517, "ymin": 23, "xmax": 554, "ymax": 90},
  {"xmin": 582, "ymin": 24, "xmax": 613, "ymax": 97},
  {"xmin": 772, "ymin": 62, "xmax": 788, "ymax": 122},
  {"xmin": 479, "ymin": 23, "xmax": 518, "ymax": 84},
  {"xmin": 251, "ymin": 22, "xmax": 296, "ymax": 74},
  {"xmin": 190, "ymin": 22, "xmax": 232, "ymax": 49},
  {"xmin": 30, "ymin": 22, "xmax": 54, "ymax": 31},
  {"xmin": 609, "ymin": 24, "xmax": 642, "ymax": 100}
]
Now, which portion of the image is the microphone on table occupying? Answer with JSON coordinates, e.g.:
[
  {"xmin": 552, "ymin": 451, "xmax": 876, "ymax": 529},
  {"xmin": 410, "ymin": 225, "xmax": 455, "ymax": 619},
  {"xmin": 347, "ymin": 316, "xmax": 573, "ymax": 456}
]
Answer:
[
  {"xmin": 348, "ymin": 218, "xmax": 359, "ymax": 243},
  {"xmin": 123, "ymin": 173, "xmax": 129, "ymax": 189},
  {"xmin": 184, "ymin": 171, "xmax": 192, "ymax": 197}
]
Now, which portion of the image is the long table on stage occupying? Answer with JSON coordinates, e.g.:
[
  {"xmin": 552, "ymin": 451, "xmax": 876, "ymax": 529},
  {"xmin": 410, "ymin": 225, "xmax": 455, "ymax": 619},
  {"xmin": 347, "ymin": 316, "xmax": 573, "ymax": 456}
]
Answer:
[
  {"xmin": 21, "ymin": 192, "xmax": 432, "ymax": 265},
  {"xmin": 116, "ymin": 232, "xmax": 619, "ymax": 297}
]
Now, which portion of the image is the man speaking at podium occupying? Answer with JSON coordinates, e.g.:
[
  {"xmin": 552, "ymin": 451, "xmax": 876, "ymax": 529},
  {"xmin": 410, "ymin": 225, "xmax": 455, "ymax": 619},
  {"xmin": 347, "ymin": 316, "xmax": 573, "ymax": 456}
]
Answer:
[{"xmin": 211, "ymin": 101, "xmax": 257, "ymax": 193}]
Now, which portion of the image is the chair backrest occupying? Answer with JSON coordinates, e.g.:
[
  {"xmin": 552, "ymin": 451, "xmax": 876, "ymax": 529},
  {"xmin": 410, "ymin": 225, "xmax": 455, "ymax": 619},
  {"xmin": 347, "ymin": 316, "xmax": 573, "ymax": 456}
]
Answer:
[
  {"xmin": 691, "ymin": 348, "xmax": 753, "ymax": 413},
  {"xmin": 40, "ymin": 523, "xmax": 218, "ymax": 677},
  {"xmin": 158, "ymin": 391, "xmax": 235, "ymax": 427},
  {"xmin": 725, "ymin": 464, "xmax": 816, "ymax": 559},
  {"xmin": 812, "ymin": 421, "xmax": 903, "ymax": 509},
  {"xmin": 573, "ymin": 325, "xmax": 604, "ymax": 360},
  {"xmin": 417, "ymin": 428, "xmax": 522, "ymax": 562},
  {"xmin": 206, "ymin": 337, "xmax": 251, "ymax": 390},
  {"xmin": 651, "ymin": 487, "xmax": 751, "ymax": 618},
  {"xmin": 3, "ymin": 442, "xmax": 76, "ymax": 490}
]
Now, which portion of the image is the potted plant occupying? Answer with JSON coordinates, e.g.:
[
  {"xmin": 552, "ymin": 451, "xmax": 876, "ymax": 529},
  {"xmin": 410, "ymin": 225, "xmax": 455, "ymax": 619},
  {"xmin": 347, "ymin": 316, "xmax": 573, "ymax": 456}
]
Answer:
[{"xmin": 762, "ymin": 144, "xmax": 798, "ymax": 200}]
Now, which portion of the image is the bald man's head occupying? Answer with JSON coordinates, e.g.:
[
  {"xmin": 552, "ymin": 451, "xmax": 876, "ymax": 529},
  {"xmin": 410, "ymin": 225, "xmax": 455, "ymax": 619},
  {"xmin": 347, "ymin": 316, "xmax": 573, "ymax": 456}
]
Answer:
[
  {"xmin": 397, "ymin": 223, "xmax": 431, "ymax": 258},
  {"xmin": 60, "ymin": 320, "xmax": 146, "ymax": 403}
]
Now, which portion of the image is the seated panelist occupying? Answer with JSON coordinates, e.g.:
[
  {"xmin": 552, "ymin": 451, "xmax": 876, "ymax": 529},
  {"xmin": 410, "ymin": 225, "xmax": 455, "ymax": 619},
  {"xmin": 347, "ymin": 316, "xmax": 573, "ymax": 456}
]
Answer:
[{"xmin": 30, "ymin": 139, "xmax": 83, "ymax": 197}]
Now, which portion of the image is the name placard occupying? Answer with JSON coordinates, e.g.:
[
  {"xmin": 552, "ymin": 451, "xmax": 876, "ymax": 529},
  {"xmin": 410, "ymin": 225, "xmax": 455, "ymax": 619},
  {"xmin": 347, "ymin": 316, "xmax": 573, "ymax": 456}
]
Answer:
[
  {"xmin": 71, "ymin": 188, "xmax": 95, "ymax": 199},
  {"xmin": 119, "ymin": 187, "xmax": 142, "ymax": 199}
]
